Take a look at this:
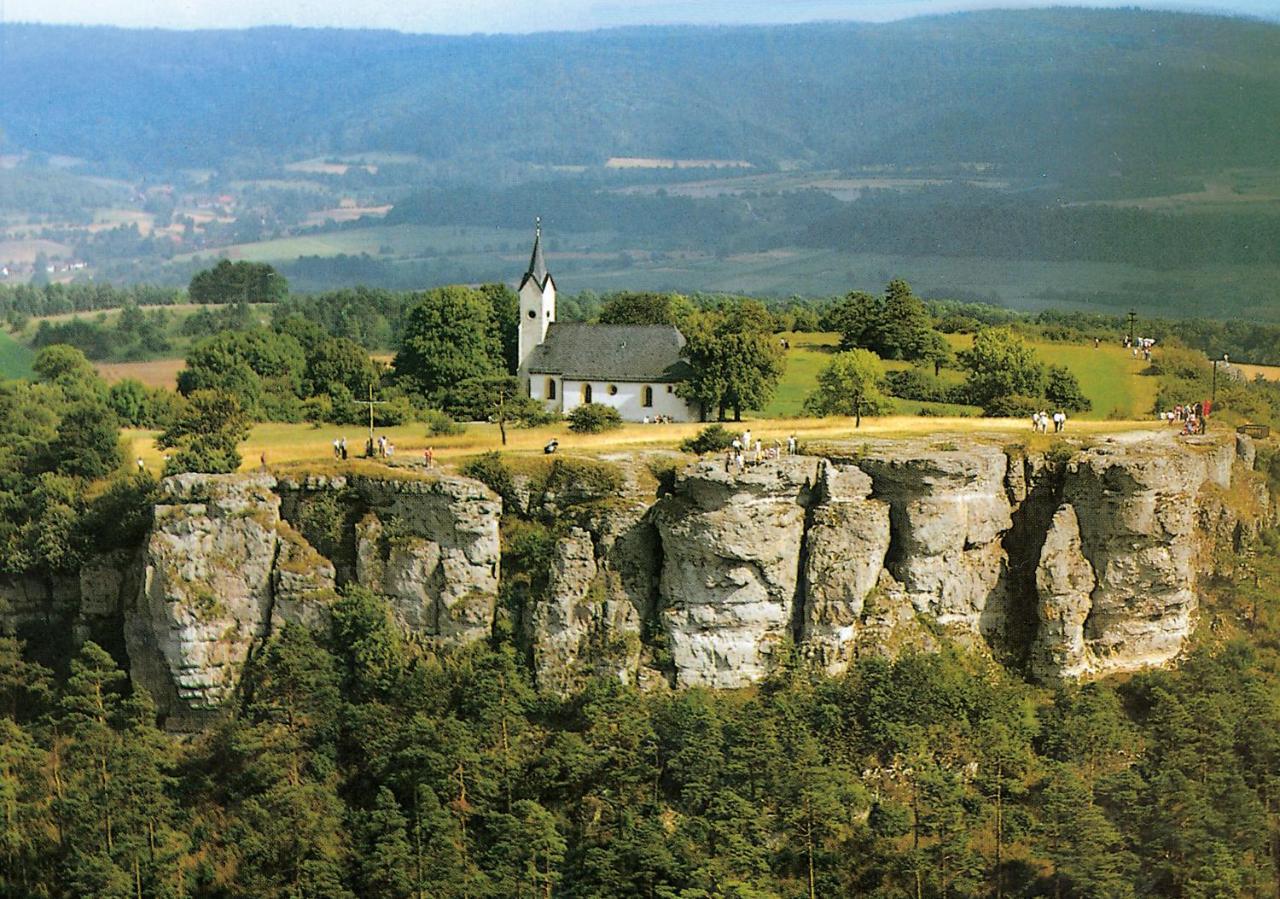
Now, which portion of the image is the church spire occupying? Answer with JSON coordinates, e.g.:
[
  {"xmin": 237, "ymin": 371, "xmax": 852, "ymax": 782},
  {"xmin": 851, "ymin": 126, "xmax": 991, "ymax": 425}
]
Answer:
[{"xmin": 524, "ymin": 217, "xmax": 548, "ymax": 289}]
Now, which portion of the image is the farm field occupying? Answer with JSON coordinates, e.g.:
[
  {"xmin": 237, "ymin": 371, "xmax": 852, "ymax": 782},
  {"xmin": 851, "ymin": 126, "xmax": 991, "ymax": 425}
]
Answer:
[{"xmin": 124, "ymin": 415, "xmax": 1164, "ymax": 476}]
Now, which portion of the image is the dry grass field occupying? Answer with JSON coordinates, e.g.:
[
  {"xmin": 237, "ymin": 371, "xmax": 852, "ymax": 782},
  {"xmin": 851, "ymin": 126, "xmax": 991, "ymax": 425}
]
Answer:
[
  {"xmin": 123, "ymin": 415, "xmax": 1163, "ymax": 476},
  {"xmin": 96, "ymin": 358, "xmax": 185, "ymax": 390},
  {"xmin": 1236, "ymin": 362, "xmax": 1280, "ymax": 382}
]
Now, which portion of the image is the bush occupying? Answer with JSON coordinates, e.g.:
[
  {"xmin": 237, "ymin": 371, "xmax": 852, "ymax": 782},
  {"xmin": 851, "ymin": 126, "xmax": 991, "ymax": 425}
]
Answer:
[
  {"xmin": 680, "ymin": 424, "xmax": 737, "ymax": 455},
  {"xmin": 567, "ymin": 403, "xmax": 623, "ymax": 434},
  {"xmin": 462, "ymin": 452, "xmax": 518, "ymax": 508},
  {"xmin": 983, "ymin": 394, "xmax": 1042, "ymax": 418},
  {"xmin": 424, "ymin": 408, "xmax": 466, "ymax": 437},
  {"xmin": 884, "ymin": 366, "xmax": 951, "ymax": 403},
  {"xmin": 542, "ymin": 457, "xmax": 624, "ymax": 504}
]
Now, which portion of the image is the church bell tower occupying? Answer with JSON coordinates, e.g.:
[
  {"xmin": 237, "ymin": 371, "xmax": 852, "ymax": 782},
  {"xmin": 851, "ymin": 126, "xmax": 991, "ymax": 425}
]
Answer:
[{"xmin": 517, "ymin": 217, "xmax": 556, "ymax": 374}]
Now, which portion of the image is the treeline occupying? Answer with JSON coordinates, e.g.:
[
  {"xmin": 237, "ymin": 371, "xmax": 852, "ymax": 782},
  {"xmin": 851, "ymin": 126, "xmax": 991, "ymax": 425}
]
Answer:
[
  {"xmin": 800, "ymin": 187, "xmax": 1280, "ymax": 269},
  {"xmin": 7, "ymin": 554, "xmax": 1280, "ymax": 896},
  {"xmin": 0, "ymin": 283, "xmax": 183, "ymax": 324}
]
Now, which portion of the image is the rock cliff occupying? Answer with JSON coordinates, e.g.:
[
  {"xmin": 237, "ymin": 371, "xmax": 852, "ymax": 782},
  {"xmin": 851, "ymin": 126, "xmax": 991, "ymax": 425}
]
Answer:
[{"xmin": 1, "ymin": 431, "xmax": 1267, "ymax": 726}]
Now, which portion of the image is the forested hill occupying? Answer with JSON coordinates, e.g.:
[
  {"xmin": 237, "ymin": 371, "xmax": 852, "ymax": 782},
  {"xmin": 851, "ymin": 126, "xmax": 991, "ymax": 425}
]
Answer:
[{"xmin": 4, "ymin": 8, "xmax": 1280, "ymax": 183}]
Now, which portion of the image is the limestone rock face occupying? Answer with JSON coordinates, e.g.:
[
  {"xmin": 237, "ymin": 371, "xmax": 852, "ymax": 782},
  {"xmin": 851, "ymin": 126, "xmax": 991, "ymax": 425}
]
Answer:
[
  {"xmin": 1052, "ymin": 438, "xmax": 1231, "ymax": 677},
  {"xmin": 270, "ymin": 522, "xmax": 337, "ymax": 632},
  {"xmin": 654, "ymin": 457, "xmax": 819, "ymax": 688},
  {"xmin": 127, "ymin": 473, "xmax": 281, "ymax": 727},
  {"xmin": 800, "ymin": 463, "xmax": 891, "ymax": 674},
  {"xmin": 26, "ymin": 429, "xmax": 1266, "ymax": 729},
  {"xmin": 351, "ymin": 474, "xmax": 501, "ymax": 641},
  {"xmin": 851, "ymin": 442, "xmax": 1013, "ymax": 640},
  {"xmin": 1030, "ymin": 505, "xmax": 1096, "ymax": 679},
  {"xmin": 529, "ymin": 526, "xmax": 646, "ymax": 694}
]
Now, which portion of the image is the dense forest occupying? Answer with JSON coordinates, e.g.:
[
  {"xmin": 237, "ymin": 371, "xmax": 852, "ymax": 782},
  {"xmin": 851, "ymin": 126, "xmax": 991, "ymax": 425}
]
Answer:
[{"xmin": 6, "ymin": 537, "xmax": 1280, "ymax": 897}]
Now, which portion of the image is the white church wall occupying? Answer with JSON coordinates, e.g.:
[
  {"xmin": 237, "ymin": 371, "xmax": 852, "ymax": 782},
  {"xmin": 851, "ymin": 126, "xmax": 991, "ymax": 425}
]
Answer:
[{"xmin": 559, "ymin": 378, "xmax": 694, "ymax": 422}]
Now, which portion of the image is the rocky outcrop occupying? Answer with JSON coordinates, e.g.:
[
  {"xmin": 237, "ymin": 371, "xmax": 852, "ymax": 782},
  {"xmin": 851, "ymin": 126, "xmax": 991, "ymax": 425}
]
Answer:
[
  {"xmin": 1028, "ymin": 435, "xmax": 1249, "ymax": 680},
  {"xmin": 16, "ymin": 429, "xmax": 1266, "ymax": 725},
  {"xmin": 799, "ymin": 463, "xmax": 891, "ymax": 674},
  {"xmin": 127, "ymin": 473, "xmax": 283, "ymax": 728},
  {"xmin": 653, "ymin": 457, "xmax": 818, "ymax": 688}
]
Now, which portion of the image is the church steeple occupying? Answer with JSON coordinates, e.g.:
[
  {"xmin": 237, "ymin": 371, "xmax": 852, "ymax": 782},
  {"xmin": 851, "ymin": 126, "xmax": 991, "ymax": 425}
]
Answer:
[
  {"xmin": 517, "ymin": 217, "xmax": 556, "ymax": 379},
  {"xmin": 521, "ymin": 216, "xmax": 551, "ymax": 291}
]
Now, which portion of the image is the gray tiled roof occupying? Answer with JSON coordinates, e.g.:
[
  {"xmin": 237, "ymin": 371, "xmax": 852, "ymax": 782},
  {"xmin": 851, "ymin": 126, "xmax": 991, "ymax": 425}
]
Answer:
[{"xmin": 524, "ymin": 323, "xmax": 693, "ymax": 383}]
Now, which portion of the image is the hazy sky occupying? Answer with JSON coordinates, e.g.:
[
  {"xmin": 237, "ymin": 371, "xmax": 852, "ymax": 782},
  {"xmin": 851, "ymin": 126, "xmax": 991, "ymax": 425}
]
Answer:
[{"xmin": 5, "ymin": 0, "xmax": 1278, "ymax": 31}]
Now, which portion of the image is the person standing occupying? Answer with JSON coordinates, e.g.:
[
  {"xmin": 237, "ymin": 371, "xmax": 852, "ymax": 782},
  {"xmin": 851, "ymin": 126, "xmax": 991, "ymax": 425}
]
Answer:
[
  {"xmin": 787, "ymin": 434, "xmax": 797, "ymax": 455},
  {"xmin": 340, "ymin": 437, "xmax": 348, "ymax": 460}
]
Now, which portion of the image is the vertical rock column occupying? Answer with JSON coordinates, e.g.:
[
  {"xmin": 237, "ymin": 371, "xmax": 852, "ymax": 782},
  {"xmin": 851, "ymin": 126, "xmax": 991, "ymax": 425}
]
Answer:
[
  {"xmin": 653, "ymin": 457, "xmax": 818, "ymax": 688},
  {"xmin": 125, "ymin": 474, "xmax": 283, "ymax": 728}
]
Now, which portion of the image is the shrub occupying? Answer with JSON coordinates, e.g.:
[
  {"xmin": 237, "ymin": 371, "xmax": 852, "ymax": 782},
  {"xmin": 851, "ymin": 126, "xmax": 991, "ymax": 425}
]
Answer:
[
  {"xmin": 424, "ymin": 408, "xmax": 466, "ymax": 437},
  {"xmin": 463, "ymin": 452, "xmax": 518, "ymax": 507},
  {"xmin": 542, "ymin": 458, "xmax": 624, "ymax": 504},
  {"xmin": 680, "ymin": 424, "xmax": 737, "ymax": 455},
  {"xmin": 567, "ymin": 403, "xmax": 623, "ymax": 434},
  {"xmin": 884, "ymin": 366, "xmax": 951, "ymax": 403},
  {"xmin": 983, "ymin": 394, "xmax": 1041, "ymax": 418}
]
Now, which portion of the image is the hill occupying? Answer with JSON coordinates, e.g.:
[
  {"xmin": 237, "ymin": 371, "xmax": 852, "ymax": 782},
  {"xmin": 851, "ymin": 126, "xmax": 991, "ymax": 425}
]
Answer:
[{"xmin": 4, "ymin": 10, "xmax": 1280, "ymax": 185}]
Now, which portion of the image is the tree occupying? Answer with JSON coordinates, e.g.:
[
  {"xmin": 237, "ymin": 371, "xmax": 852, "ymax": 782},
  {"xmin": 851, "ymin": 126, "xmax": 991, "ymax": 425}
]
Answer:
[
  {"xmin": 1036, "ymin": 764, "xmax": 1135, "ymax": 899},
  {"xmin": 394, "ymin": 286, "xmax": 503, "ymax": 399},
  {"xmin": 804, "ymin": 349, "xmax": 893, "ymax": 426},
  {"xmin": 50, "ymin": 402, "xmax": 122, "ymax": 479},
  {"xmin": 189, "ymin": 259, "xmax": 288, "ymax": 304},
  {"xmin": 1045, "ymin": 365, "xmax": 1092, "ymax": 412},
  {"xmin": 304, "ymin": 337, "xmax": 380, "ymax": 400},
  {"xmin": 480, "ymin": 283, "xmax": 521, "ymax": 375},
  {"xmin": 598, "ymin": 292, "xmax": 690, "ymax": 327},
  {"xmin": 444, "ymin": 375, "xmax": 551, "ymax": 445},
  {"xmin": 959, "ymin": 327, "xmax": 1047, "ymax": 407},
  {"xmin": 867, "ymin": 279, "xmax": 936, "ymax": 361},
  {"xmin": 158, "ymin": 389, "xmax": 250, "ymax": 474},
  {"xmin": 680, "ymin": 304, "xmax": 785, "ymax": 421}
]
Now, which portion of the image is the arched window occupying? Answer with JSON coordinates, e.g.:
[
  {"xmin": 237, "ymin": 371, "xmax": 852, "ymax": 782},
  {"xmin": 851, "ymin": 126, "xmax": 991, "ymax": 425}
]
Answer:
[
  {"xmin": 547, "ymin": 378, "xmax": 557, "ymax": 400},
  {"xmin": 643, "ymin": 385, "xmax": 654, "ymax": 407},
  {"xmin": 582, "ymin": 383, "xmax": 593, "ymax": 404}
]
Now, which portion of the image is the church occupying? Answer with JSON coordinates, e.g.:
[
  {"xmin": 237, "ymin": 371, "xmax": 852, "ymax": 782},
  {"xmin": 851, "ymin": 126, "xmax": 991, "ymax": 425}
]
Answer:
[{"xmin": 516, "ymin": 222, "xmax": 700, "ymax": 422}]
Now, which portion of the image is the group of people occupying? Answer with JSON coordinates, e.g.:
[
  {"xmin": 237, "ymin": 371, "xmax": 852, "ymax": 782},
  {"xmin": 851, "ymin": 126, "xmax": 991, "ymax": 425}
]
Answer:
[
  {"xmin": 724, "ymin": 429, "xmax": 799, "ymax": 473},
  {"xmin": 640, "ymin": 415, "xmax": 676, "ymax": 424},
  {"xmin": 1031, "ymin": 410, "xmax": 1068, "ymax": 433},
  {"xmin": 331, "ymin": 437, "xmax": 349, "ymax": 459},
  {"xmin": 364, "ymin": 434, "xmax": 396, "ymax": 458},
  {"xmin": 1124, "ymin": 335, "xmax": 1156, "ymax": 361},
  {"xmin": 1161, "ymin": 401, "xmax": 1211, "ymax": 435}
]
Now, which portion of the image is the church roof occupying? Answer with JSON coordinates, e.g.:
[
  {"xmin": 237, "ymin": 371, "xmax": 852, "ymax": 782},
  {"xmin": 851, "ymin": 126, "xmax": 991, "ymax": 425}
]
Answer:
[
  {"xmin": 519, "ymin": 220, "xmax": 552, "ymax": 291},
  {"xmin": 524, "ymin": 323, "xmax": 693, "ymax": 383}
]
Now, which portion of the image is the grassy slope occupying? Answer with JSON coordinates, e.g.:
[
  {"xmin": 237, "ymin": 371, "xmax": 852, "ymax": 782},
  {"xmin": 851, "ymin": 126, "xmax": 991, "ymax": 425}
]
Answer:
[
  {"xmin": 0, "ymin": 331, "xmax": 35, "ymax": 379},
  {"xmin": 765, "ymin": 332, "xmax": 1157, "ymax": 420}
]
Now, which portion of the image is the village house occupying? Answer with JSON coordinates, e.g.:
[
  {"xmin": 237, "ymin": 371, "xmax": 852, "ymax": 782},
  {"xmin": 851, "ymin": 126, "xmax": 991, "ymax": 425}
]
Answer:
[{"xmin": 516, "ymin": 221, "xmax": 699, "ymax": 422}]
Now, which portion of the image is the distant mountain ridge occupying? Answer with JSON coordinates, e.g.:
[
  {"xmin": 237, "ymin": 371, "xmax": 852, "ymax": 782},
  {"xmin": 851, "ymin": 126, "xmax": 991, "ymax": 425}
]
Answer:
[{"xmin": 3, "ymin": 8, "xmax": 1279, "ymax": 183}]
